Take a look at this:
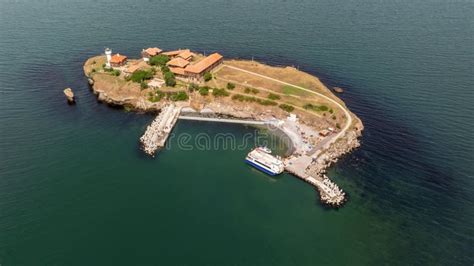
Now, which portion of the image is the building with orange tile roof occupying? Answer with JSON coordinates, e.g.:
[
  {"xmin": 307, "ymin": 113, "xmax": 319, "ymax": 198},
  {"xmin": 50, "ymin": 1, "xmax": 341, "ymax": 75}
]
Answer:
[
  {"xmin": 110, "ymin": 54, "xmax": 128, "ymax": 67},
  {"xmin": 167, "ymin": 57, "xmax": 190, "ymax": 68},
  {"xmin": 162, "ymin": 49, "xmax": 190, "ymax": 57},
  {"xmin": 169, "ymin": 67, "xmax": 186, "ymax": 77},
  {"xmin": 177, "ymin": 50, "xmax": 194, "ymax": 61},
  {"xmin": 142, "ymin": 47, "xmax": 162, "ymax": 57},
  {"xmin": 141, "ymin": 47, "xmax": 163, "ymax": 62},
  {"xmin": 184, "ymin": 53, "xmax": 223, "ymax": 81}
]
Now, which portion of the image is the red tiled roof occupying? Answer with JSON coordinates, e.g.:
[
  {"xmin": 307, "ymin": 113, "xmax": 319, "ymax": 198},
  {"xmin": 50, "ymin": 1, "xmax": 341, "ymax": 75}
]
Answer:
[
  {"xmin": 185, "ymin": 53, "xmax": 223, "ymax": 74},
  {"xmin": 169, "ymin": 67, "xmax": 186, "ymax": 75},
  {"xmin": 178, "ymin": 50, "xmax": 194, "ymax": 60},
  {"xmin": 110, "ymin": 54, "xmax": 127, "ymax": 64},
  {"xmin": 162, "ymin": 49, "xmax": 190, "ymax": 57},
  {"xmin": 167, "ymin": 57, "xmax": 190, "ymax": 68},
  {"xmin": 144, "ymin": 47, "xmax": 162, "ymax": 56}
]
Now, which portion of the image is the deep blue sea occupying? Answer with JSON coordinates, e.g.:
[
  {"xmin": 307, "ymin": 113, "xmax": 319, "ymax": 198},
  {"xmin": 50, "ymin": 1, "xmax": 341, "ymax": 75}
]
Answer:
[{"xmin": 0, "ymin": 0, "xmax": 473, "ymax": 265}]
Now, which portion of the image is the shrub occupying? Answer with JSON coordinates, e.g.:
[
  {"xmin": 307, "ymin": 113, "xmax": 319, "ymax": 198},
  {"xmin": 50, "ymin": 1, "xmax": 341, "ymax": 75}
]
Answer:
[
  {"xmin": 231, "ymin": 94, "xmax": 276, "ymax": 106},
  {"xmin": 188, "ymin": 83, "xmax": 199, "ymax": 92},
  {"xmin": 149, "ymin": 55, "xmax": 170, "ymax": 66},
  {"xmin": 203, "ymin": 72, "xmax": 212, "ymax": 81},
  {"xmin": 131, "ymin": 70, "xmax": 154, "ymax": 83},
  {"xmin": 251, "ymin": 88, "xmax": 259, "ymax": 94},
  {"xmin": 140, "ymin": 81, "xmax": 148, "ymax": 90},
  {"xmin": 244, "ymin": 87, "xmax": 251, "ymax": 93},
  {"xmin": 332, "ymin": 115, "xmax": 336, "ymax": 120},
  {"xmin": 169, "ymin": 91, "xmax": 188, "ymax": 101},
  {"xmin": 161, "ymin": 65, "xmax": 170, "ymax": 73},
  {"xmin": 336, "ymin": 123, "xmax": 341, "ymax": 129},
  {"xmin": 164, "ymin": 71, "xmax": 176, "ymax": 87},
  {"xmin": 199, "ymin": 86, "xmax": 209, "ymax": 96},
  {"xmin": 279, "ymin": 104, "xmax": 294, "ymax": 112},
  {"xmin": 303, "ymin": 104, "xmax": 329, "ymax": 112},
  {"xmin": 212, "ymin": 88, "xmax": 230, "ymax": 97},
  {"xmin": 148, "ymin": 90, "xmax": 165, "ymax": 102},
  {"xmin": 258, "ymin": 99, "xmax": 277, "ymax": 106},
  {"xmin": 112, "ymin": 69, "xmax": 121, "ymax": 76},
  {"xmin": 267, "ymin": 93, "xmax": 280, "ymax": 100},
  {"xmin": 91, "ymin": 68, "xmax": 96, "ymax": 73},
  {"xmin": 226, "ymin": 82, "xmax": 235, "ymax": 90}
]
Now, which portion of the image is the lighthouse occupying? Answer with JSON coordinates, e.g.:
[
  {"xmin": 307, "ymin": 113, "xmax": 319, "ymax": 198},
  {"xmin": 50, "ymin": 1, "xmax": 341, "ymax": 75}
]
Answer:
[{"xmin": 105, "ymin": 48, "xmax": 112, "ymax": 68}]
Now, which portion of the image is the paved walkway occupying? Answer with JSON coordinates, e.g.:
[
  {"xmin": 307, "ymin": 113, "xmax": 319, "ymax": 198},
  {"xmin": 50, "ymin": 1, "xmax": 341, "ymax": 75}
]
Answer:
[{"xmin": 178, "ymin": 115, "xmax": 268, "ymax": 125}]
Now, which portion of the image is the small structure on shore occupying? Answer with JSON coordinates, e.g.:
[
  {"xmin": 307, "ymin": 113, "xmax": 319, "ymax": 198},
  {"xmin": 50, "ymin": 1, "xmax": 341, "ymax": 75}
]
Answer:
[
  {"xmin": 63, "ymin": 88, "xmax": 75, "ymax": 103},
  {"xmin": 105, "ymin": 48, "xmax": 128, "ymax": 68},
  {"xmin": 110, "ymin": 53, "xmax": 127, "ymax": 67},
  {"xmin": 141, "ymin": 47, "xmax": 163, "ymax": 62},
  {"xmin": 105, "ymin": 48, "xmax": 112, "ymax": 68}
]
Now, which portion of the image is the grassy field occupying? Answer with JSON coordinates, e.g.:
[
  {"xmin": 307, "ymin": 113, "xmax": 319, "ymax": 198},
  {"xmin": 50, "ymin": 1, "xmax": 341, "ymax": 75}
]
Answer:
[{"xmin": 282, "ymin": 85, "xmax": 309, "ymax": 96}]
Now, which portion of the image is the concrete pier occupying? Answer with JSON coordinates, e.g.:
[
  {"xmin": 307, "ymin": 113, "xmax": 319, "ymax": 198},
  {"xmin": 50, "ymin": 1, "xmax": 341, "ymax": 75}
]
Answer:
[
  {"xmin": 178, "ymin": 115, "xmax": 270, "ymax": 125},
  {"xmin": 140, "ymin": 104, "xmax": 180, "ymax": 156}
]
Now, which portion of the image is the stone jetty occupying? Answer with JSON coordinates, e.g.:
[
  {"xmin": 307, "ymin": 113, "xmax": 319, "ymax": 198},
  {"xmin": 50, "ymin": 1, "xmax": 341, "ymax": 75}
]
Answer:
[
  {"xmin": 285, "ymin": 160, "xmax": 347, "ymax": 207},
  {"xmin": 140, "ymin": 104, "xmax": 180, "ymax": 156}
]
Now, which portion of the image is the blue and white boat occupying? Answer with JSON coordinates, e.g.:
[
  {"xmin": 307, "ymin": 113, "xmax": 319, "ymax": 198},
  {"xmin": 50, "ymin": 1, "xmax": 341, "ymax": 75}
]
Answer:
[{"xmin": 245, "ymin": 148, "xmax": 284, "ymax": 176}]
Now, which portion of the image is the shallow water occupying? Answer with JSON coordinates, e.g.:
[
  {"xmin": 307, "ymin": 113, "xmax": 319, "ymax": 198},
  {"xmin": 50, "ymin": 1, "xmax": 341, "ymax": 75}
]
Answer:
[{"xmin": 0, "ymin": 0, "xmax": 473, "ymax": 265}]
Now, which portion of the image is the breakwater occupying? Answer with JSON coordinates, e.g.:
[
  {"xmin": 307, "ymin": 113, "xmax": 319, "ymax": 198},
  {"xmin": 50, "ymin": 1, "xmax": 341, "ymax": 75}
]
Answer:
[{"xmin": 140, "ymin": 104, "xmax": 180, "ymax": 156}]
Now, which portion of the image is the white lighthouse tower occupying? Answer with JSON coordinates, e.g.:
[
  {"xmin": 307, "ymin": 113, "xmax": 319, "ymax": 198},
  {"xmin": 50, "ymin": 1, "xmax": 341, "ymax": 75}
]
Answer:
[{"xmin": 105, "ymin": 48, "xmax": 112, "ymax": 68}]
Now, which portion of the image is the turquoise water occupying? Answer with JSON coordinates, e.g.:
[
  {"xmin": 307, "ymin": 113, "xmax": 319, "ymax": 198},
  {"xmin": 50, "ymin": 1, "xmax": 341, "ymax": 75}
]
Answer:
[{"xmin": 1, "ymin": 0, "xmax": 473, "ymax": 265}]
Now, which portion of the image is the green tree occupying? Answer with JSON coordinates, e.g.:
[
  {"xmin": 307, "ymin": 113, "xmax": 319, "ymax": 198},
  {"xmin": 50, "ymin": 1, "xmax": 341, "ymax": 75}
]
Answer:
[
  {"xmin": 140, "ymin": 81, "xmax": 148, "ymax": 90},
  {"xmin": 188, "ymin": 83, "xmax": 199, "ymax": 92},
  {"xmin": 199, "ymin": 86, "xmax": 209, "ymax": 96},
  {"xmin": 203, "ymin": 72, "xmax": 212, "ymax": 81},
  {"xmin": 212, "ymin": 88, "xmax": 230, "ymax": 97},
  {"xmin": 112, "ymin": 69, "xmax": 121, "ymax": 76},
  {"xmin": 131, "ymin": 70, "xmax": 154, "ymax": 83},
  {"xmin": 164, "ymin": 71, "xmax": 176, "ymax": 87},
  {"xmin": 161, "ymin": 65, "xmax": 170, "ymax": 73},
  {"xmin": 149, "ymin": 55, "xmax": 170, "ymax": 66},
  {"xmin": 169, "ymin": 91, "xmax": 189, "ymax": 101},
  {"xmin": 267, "ymin": 93, "xmax": 280, "ymax": 100},
  {"xmin": 226, "ymin": 82, "xmax": 235, "ymax": 90},
  {"xmin": 279, "ymin": 104, "xmax": 294, "ymax": 112}
]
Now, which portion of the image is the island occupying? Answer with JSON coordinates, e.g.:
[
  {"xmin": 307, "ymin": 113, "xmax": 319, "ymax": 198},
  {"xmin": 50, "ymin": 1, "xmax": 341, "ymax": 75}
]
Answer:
[{"xmin": 83, "ymin": 47, "xmax": 364, "ymax": 207}]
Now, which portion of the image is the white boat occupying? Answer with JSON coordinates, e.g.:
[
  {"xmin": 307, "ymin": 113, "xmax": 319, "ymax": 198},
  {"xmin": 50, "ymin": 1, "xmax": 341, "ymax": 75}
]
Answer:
[
  {"xmin": 245, "ymin": 148, "xmax": 284, "ymax": 176},
  {"xmin": 257, "ymin": 146, "xmax": 272, "ymax": 154}
]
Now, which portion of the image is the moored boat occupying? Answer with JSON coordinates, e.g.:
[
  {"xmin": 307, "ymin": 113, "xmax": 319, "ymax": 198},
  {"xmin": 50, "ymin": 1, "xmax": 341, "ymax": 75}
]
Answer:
[
  {"xmin": 245, "ymin": 148, "xmax": 284, "ymax": 176},
  {"xmin": 257, "ymin": 146, "xmax": 272, "ymax": 154}
]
